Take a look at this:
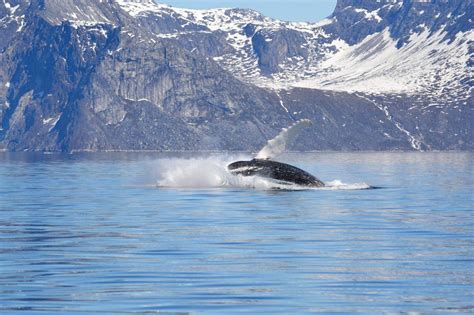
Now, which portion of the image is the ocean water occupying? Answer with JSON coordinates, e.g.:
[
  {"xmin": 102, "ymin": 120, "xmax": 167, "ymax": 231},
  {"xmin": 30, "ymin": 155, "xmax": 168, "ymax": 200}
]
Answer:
[{"xmin": 0, "ymin": 152, "xmax": 472, "ymax": 314}]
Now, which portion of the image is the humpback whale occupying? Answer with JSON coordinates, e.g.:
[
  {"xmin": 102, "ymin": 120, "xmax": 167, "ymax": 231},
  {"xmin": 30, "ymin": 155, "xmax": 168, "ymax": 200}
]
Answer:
[
  {"xmin": 228, "ymin": 159, "xmax": 325, "ymax": 187},
  {"xmin": 227, "ymin": 119, "xmax": 325, "ymax": 187}
]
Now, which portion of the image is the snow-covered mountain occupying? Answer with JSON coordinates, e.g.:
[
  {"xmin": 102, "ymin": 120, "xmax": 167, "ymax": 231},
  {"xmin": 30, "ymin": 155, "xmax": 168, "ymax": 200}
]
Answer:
[
  {"xmin": 0, "ymin": 0, "xmax": 472, "ymax": 152},
  {"xmin": 109, "ymin": 0, "xmax": 473, "ymax": 99}
]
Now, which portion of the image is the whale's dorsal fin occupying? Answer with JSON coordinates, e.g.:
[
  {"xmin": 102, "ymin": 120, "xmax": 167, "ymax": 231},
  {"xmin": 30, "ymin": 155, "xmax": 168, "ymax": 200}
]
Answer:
[{"xmin": 255, "ymin": 119, "xmax": 312, "ymax": 160}]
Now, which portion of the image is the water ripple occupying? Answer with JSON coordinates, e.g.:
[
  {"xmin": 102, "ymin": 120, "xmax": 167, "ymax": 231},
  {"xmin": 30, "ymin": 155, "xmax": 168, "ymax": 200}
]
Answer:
[{"xmin": 0, "ymin": 152, "xmax": 472, "ymax": 313}]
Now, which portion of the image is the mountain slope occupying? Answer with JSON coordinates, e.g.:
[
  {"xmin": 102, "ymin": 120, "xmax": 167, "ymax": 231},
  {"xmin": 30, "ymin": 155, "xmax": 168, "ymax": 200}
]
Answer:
[{"xmin": 0, "ymin": 0, "xmax": 472, "ymax": 152}]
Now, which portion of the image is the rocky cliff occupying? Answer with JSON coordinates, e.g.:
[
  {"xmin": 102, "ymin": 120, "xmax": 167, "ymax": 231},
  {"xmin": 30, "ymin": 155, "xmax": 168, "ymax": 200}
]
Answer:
[{"xmin": 0, "ymin": 0, "xmax": 472, "ymax": 152}]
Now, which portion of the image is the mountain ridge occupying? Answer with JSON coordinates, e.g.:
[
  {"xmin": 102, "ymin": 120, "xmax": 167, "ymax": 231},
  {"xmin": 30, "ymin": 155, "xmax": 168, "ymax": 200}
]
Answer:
[{"xmin": 0, "ymin": 0, "xmax": 472, "ymax": 152}]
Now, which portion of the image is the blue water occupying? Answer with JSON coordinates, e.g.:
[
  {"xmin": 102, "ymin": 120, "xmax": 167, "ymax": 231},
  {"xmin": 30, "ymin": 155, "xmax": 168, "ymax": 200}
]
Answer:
[{"xmin": 0, "ymin": 152, "xmax": 473, "ymax": 314}]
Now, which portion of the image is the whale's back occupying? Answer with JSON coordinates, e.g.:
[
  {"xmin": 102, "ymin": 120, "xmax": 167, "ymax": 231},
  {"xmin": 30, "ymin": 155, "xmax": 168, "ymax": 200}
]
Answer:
[{"xmin": 228, "ymin": 159, "xmax": 324, "ymax": 187}]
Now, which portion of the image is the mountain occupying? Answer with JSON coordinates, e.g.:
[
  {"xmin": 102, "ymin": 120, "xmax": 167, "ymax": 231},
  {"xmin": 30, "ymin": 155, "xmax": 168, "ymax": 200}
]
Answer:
[{"xmin": 0, "ymin": 0, "xmax": 472, "ymax": 152}]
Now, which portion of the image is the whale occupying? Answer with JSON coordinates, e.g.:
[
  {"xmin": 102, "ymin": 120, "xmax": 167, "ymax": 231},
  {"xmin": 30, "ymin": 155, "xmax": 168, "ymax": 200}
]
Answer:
[
  {"xmin": 227, "ymin": 158, "xmax": 325, "ymax": 187},
  {"xmin": 227, "ymin": 119, "xmax": 326, "ymax": 187}
]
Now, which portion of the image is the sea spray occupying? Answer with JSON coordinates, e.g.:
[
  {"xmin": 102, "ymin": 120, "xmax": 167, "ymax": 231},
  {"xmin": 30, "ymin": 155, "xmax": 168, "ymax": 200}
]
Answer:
[
  {"xmin": 155, "ymin": 156, "xmax": 240, "ymax": 188},
  {"xmin": 256, "ymin": 119, "xmax": 312, "ymax": 160},
  {"xmin": 154, "ymin": 156, "xmax": 293, "ymax": 189},
  {"xmin": 323, "ymin": 180, "xmax": 372, "ymax": 190}
]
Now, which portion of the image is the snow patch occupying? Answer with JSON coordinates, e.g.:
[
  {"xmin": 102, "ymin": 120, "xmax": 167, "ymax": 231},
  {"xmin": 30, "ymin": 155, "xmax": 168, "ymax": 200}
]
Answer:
[
  {"xmin": 42, "ymin": 115, "xmax": 61, "ymax": 132},
  {"xmin": 115, "ymin": 0, "xmax": 170, "ymax": 17},
  {"xmin": 313, "ymin": 18, "xmax": 335, "ymax": 27},
  {"xmin": 292, "ymin": 28, "xmax": 473, "ymax": 98},
  {"xmin": 3, "ymin": 0, "xmax": 19, "ymax": 15},
  {"xmin": 354, "ymin": 8, "xmax": 382, "ymax": 22}
]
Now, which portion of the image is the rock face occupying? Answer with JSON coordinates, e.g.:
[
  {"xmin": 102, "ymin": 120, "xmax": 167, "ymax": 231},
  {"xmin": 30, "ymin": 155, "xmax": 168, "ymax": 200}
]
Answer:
[{"xmin": 0, "ymin": 0, "xmax": 472, "ymax": 152}]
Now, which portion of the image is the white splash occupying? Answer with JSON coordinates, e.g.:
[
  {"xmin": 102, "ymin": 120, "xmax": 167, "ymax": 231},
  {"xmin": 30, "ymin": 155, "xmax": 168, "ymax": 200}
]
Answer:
[
  {"xmin": 323, "ymin": 180, "xmax": 372, "ymax": 190},
  {"xmin": 155, "ymin": 156, "xmax": 288, "ymax": 190},
  {"xmin": 256, "ymin": 119, "xmax": 312, "ymax": 160},
  {"xmin": 156, "ymin": 156, "xmax": 236, "ymax": 188}
]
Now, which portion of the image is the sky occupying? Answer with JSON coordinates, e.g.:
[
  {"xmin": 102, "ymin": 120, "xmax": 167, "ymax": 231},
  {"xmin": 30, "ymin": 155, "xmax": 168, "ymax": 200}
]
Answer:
[{"xmin": 159, "ymin": 0, "xmax": 338, "ymax": 22}]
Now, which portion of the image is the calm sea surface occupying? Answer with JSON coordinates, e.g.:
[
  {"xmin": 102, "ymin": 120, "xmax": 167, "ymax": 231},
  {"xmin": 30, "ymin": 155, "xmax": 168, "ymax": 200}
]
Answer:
[{"xmin": 0, "ymin": 152, "xmax": 473, "ymax": 314}]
